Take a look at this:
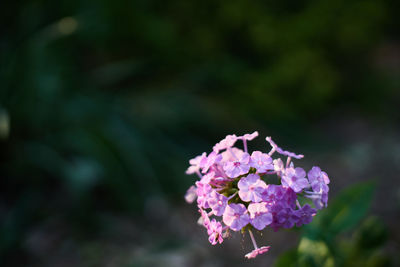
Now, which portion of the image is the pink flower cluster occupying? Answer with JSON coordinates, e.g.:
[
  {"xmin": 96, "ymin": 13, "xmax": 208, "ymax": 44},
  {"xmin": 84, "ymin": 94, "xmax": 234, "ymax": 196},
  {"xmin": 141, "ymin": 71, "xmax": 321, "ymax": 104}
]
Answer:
[{"xmin": 185, "ymin": 132, "xmax": 330, "ymax": 259}]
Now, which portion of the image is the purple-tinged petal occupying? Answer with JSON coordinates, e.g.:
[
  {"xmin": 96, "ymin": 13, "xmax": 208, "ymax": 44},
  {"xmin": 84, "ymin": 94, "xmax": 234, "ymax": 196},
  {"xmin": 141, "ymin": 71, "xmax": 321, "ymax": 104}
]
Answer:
[
  {"xmin": 295, "ymin": 204, "xmax": 316, "ymax": 227},
  {"xmin": 208, "ymin": 190, "xmax": 228, "ymax": 216},
  {"xmin": 238, "ymin": 131, "xmax": 259, "ymax": 141},
  {"xmin": 308, "ymin": 166, "xmax": 330, "ymax": 193},
  {"xmin": 282, "ymin": 167, "xmax": 309, "ymax": 193},
  {"xmin": 200, "ymin": 171, "xmax": 215, "ymax": 184},
  {"xmin": 250, "ymin": 151, "xmax": 274, "ymax": 172},
  {"xmin": 245, "ymin": 246, "xmax": 270, "ymax": 259},
  {"xmin": 185, "ymin": 185, "xmax": 197, "ymax": 203},
  {"xmin": 186, "ymin": 152, "xmax": 207, "ymax": 174},
  {"xmin": 273, "ymin": 158, "xmax": 285, "ymax": 176},
  {"xmin": 195, "ymin": 181, "xmax": 212, "ymax": 209},
  {"xmin": 223, "ymin": 203, "xmax": 249, "ymax": 231},
  {"xmin": 213, "ymin": 134, "xmax": 238, "ymax": 152},
  {"xmin": 248, "ymin": 203, "xmax": 273, "ymax": 230},
  {"xmin": 223, "ymin": 152, "xmax": 251, "ymax": 178},
  {"xmin": 266, "ymin": 136, "xmax": 304, "ymax": 159},
  {"xmin": 207, "ymin": 219, "xmax": 224, "ymax": 245},
  {"xmin": 198, "ymin": 208, "xmax": 210, "ymax": 227},
  {"xmin": 238, "ymin": 174, "xmax": 267, "ymax": 202},
  {"xmin": 221, "ymin": 147, "xmax": 244, "ymax": 163},
  {"xmin": 202, "ymin": 151, "xmax": 223, "ymax": 173}
]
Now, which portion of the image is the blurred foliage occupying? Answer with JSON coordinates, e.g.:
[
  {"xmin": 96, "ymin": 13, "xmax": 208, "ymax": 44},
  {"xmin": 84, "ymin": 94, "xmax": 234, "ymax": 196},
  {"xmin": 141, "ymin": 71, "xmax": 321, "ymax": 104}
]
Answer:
[
  {"xmin": 0, "ymin": 0, "xmax": 399, "ymax": 265},
  {"xmin": 275, "ymin": 182, "xmax": 392, "ymax": 267}
]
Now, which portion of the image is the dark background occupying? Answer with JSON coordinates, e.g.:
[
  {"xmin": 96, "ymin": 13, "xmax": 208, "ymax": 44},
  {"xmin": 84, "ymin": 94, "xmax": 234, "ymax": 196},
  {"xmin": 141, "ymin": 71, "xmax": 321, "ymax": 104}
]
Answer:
[{"xmin": 1, "ymin": 0, "xmax": 399, "ymax": 266}]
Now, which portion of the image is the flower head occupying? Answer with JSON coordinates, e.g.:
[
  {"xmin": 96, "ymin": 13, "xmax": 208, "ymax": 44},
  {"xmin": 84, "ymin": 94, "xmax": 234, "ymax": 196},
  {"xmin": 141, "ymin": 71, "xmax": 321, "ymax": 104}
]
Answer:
[{"xmin": 185, "ymin": 132, "xmax": 330, "ymax": 259}]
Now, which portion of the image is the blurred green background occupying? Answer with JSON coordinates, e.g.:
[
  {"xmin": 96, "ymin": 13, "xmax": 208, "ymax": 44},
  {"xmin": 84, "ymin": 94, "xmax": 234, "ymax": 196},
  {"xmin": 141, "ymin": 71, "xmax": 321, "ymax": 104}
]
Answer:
[{"xmin": 1, "ymin": 0, "xmax": 400, "ymax": 266}]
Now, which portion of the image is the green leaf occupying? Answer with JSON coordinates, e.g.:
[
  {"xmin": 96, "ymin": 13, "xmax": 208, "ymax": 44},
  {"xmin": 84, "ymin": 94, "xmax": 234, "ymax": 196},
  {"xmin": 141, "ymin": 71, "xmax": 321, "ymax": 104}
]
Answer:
[
  {"xmin": 298, "ymin": 237, "xmax": 335, "ymax": 267},
  {"xmin": 353, "ymin": 216, "xmax": 388, "ymax": 250},
  {"xmin": 274, "ymin": 249, "xmax": 298, "ymax": 267}
]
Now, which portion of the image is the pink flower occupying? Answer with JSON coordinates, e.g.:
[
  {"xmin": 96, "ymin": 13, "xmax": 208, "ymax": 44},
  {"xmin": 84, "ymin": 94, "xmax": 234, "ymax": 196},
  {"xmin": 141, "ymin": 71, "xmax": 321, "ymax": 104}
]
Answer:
[
  {"xmin": 250, "ymin": 151, "xmax": 274, "ymax": 173},
  {"xmin": 308, "ymin": 166, "xmax": 330, "ymax": 193},
  {"xmin": 186, "ymin": 152, "xmax": 207, "ymax": 174},
  {"xmin": 238, "ymin": 131, "xmax": 259, "ymax": 153},
  {"xmin": 238, "ymin": 131, "xmax": 259, "ymax": 141},
  {"xmin": 208, "ymin": 190, "xmax": 228, "ymax": 216},
  {"xmin": 245, "ymin": 246, "xmax": 270, "ymax": 259},
  {"xmin": 201, "ymin": 151, "xmax": 222, "ymax": 173},
  {"xmin": 186, "ymin": 132, "xmax": 331, "ymax": 259},
  {"xmin": 199, "ymin": 171, "xmax": 215, "ymax": 184},
  {"xmin": 238, "ymin": 174, "xmax": 267, "ymax": 202},
  {"xmin": 223, "ymin": 152, "xmax": 250, "ymax": 178},
  {"xmin": 248, "ymin": 202, "xmax": 273, "ymax": 230},
  {"xmin": 245, "ymin": 229, "xmax": 270, "ymax": 259},
  {"xmin": 207, "ymin": 219, "xmax": 224, "ymax": 245},
  {"xmin": 221, "ymin": 147, "xmax": 244, "ymax": 163},
  {"xmin": 266, "ymin": 136, "xmax": 304, "ymax": 159},
  {"xmin": 198, "ymin": 208, "xmax": 210, "ymax": 227},
  {"xmin": 213, "ymin": 134, "xmax": 238, "ymax": 152},
  {"xmin": 281, "ymin": 165, "xmax": 309, "ymax": 193},
  {"xmin": 223, "ymin": 203, "xmax": 250, "ymax": 231},
  {"xmin": 273, "ymin": 158, "xmax": 285, "ymax": 176},
  {"xmin": 294, "ymin": 204, "xmax": 316, "ymax": 227},
  {"xmin": 184, "ymin": 185, "xmax": 197, "ymax": 203},
  {"xmin": 195, "ymin": 181, "xmax": 212, "ymax": 209}
]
